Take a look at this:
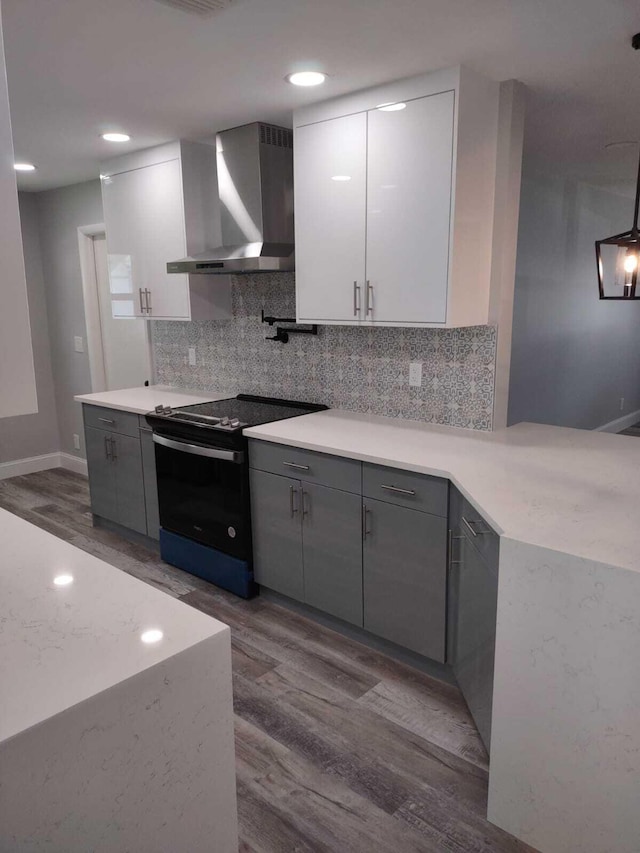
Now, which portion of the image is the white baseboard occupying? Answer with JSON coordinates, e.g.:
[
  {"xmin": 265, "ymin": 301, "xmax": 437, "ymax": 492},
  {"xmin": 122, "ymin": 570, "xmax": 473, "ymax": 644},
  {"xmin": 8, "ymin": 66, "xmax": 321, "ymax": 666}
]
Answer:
[
  {"xmin": 595, "ymin": 408, "xmax": 640, "ymax": 434},
  {"xmin": 59, "ymin": 452, "xmax": 88, "ymax": 476},
  {"xmin": 0, "ymin": 451, "xmax": 87, "ymax": 480}
]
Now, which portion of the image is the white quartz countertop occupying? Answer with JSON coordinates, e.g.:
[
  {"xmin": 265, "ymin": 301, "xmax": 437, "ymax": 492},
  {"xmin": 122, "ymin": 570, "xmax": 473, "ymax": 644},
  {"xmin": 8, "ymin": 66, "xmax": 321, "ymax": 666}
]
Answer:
[
  {"xmin": 0, "ymin": 508, "xmax": 227, "ymax": 744},
  {"xmin": 244, "ymin": 410, "xmax": 640, "ymax": 573},
  {"xmin": 74, "ymin": 385, "xmax": 231, "ymax": 415}
]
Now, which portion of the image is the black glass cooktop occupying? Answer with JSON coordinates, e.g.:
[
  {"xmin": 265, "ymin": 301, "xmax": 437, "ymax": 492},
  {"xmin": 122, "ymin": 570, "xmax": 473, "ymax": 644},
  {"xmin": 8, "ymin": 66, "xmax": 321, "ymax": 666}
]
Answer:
[{"xmin": 177, "ymin": 394, "xmax": 327, "ymax": 427}]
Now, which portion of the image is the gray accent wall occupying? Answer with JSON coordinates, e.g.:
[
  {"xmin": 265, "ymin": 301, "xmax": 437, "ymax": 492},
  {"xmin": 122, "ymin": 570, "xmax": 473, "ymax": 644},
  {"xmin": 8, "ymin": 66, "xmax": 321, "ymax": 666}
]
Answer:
[
  {"xmin": 509, "ymin": 173, "xmax": 640, "ymax": 429},
  {"xmin": 153, "ymin": 274, "xmax": 497, "ymax": 430},
  {"xmin": 0, "ymin": 193, "xmax": 60, "ymax": 463},
  {"xmin": 36, "ymin": 179, "xmax": 103, "ymax": 457}
]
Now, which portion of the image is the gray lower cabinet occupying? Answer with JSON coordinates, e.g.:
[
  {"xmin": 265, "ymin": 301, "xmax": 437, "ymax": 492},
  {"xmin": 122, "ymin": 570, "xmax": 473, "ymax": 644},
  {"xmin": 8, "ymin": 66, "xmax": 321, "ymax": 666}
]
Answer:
[
  {"xmin": 448, "ymin": 486, "xmax": 499, "ymax": 751},
  {"xmin": 250, "ymin": 469, "xmax": 304, "ymax": 600},
  {"xmin": 85, "ymin": 426, "xmax": 147, "ymax": 535},
  {"xmin": 301, "ymin": 483, "xmax": 362, "ymax": 626},
  {"xmin": 363, "ymin": 497, "xmax": 447, "ymax": 661},
  {"xmin": 140, "ymin": 428, "xmax": 160, "ymax": 540}
]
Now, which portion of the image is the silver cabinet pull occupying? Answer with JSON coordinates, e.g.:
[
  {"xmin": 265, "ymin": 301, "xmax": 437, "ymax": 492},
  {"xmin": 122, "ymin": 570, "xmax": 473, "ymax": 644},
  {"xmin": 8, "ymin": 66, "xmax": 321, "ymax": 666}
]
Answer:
[
  {"xmin": 353, "ymin": 281, "xmax": 361, "ymax": 316},
  {"xmin": 366, "ymin": 280, "xmax": 373, "ymax": 315},
  {"xmin": 110, "ymin": 436, "xmax": 117, "ymax": 461},
  {"xmin": 380, "ymin": 484, "xmax": 415, "ymax": 496},
  {"xmin": 98, "ymin": 417, "xmax": 115, "ymax": 425},
  {"xmin": 362, "ymin": 504, "xmax": 371, "ymax": 538},
  {"xmin": 104, "ymin": 435, "xmax": 111, "ymax": 460},
  {"xmin": 462, "ymin": 516, "xmax": 490, "ymax": 537},
  {"xmin": 145, "ymin": 288, "xmax": 152, "ymax": 314},
  {"xmin": 289, "ymin": 485, "xmax": 298, "ymax": 517},
  {"xmin": 448, "ymin": 528, "xmax": 463, "ymax": 569},
  {"xmin": 282, "ymin": 461, "xmax": 310, "ymax": 471},
  {"xmin": 139, "ymin": 288, "xmax": 145, "ymax": 313},
  {"xmin": 153, "ymin": 433, "xmax": 244, "ymax": 463},
  {"xmin": 302, "ymin": 490, "xmax": 309, "ymax": 517}
]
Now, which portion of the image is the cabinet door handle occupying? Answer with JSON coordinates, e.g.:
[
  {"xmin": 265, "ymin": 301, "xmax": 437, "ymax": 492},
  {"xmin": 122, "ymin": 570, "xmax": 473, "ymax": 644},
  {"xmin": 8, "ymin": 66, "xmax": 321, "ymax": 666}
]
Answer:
[
  {"xmin": 301, "ymin": 490, "xmax": 309, "ymax": 517},
  {"xmin": 110, "ymin": 436, "xmax": 117, "ymax": 461},
  {"xmin": 353, "ymin": 281, "xmax": 361, "ymax": 316},
  {"xmin": 366, "ymin": 281, "xmax": 373, "ymax": 315},
  {"xmin": 362, "ymin": 504, "xmax": 371, "ymax": 539},
  {"xmin": 139, "ymin": 288, "xmax": 145, "ymax": 314},
  {"xmin": 104, "ymin": 435, "xmax": 111, "ymax": 460},
  {"xmin": 289, "ymin": 485, "xmax": 298, "ymax": 517},
  {"xmin": 462, "ymin": 516, "xmax": 490, "ymax": 537},
  {"xmin": 448, "ymin": 528, "xmax": 463, "ymax": 569},
  {"xmin": 145, "ymin": 288, "xmax": 152, "ymax": 314},
  {"xmin": 98, "ymin": 417, "xmax": 115, "ymax": 425},
  {"xmin": 282, "ymin": 461, "xmax": 310, "ymax": 471},
  {"xmin": 380, "ymin": 484, "xmax": 415, "ymax": 496}
]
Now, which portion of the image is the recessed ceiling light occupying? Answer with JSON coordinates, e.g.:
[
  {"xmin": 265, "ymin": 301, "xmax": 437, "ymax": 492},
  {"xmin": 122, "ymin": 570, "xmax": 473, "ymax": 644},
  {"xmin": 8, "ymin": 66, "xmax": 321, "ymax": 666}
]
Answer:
[
  {"xmin": 376, "ymin": 102, "xmax": 407, "ymax": 112},
  {"xmin": 286, "ymin": 71, "xmax": 327, "ymax": 87},
  {"xmin": 331, "ymin": 175, "xmax": 351, "ymax": 181},
  {"xmin": 141, "ymin": 628, "xmax": 163, "ymax": 644},
  {"xmin": 53, "ymin": 574, "xmax": 74, "ymax": 586},
  {"xmin": 14, "ymin": 162, "xmax": 36, "ymax": 171},
  {"xmin": 101, "ymin": 132, "xmax": 131, "ymax": 143}
]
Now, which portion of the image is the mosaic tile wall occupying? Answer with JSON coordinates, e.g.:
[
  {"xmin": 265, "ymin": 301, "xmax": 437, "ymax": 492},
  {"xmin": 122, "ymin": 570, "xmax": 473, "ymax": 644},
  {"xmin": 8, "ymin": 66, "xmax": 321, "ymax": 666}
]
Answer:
[{"xmin": 152, "ymin": 273, "xmax": 497, "ymax": 430}]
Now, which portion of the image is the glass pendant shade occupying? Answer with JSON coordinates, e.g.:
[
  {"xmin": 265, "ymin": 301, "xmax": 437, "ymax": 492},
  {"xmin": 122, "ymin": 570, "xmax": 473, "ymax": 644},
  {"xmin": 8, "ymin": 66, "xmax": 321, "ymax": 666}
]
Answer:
[{"xmin": 596, "ymin": 149, "xmax": 640, "ymax": 299}]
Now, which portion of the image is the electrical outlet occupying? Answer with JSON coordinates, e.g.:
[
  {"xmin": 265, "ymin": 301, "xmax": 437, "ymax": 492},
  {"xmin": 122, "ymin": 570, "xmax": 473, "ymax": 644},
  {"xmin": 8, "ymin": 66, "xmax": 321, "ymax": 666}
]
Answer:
[
  {"xmin": 74, "ymin": 336, "xmax": 84, "ymax": 353},
  {"xmin": 73, "ymin": 434, "xmax": 81, "ymax": 450},
  {"xmin": 620, "ymin": 397, "xmax": 625, "ymax": 411},
  {"xmin": 409, "ymin": 362, "xmax": 423, "ymax": 387},
  {"xmin": 188, "ymin": 347, "xmax": 197, "ymax": 366}
]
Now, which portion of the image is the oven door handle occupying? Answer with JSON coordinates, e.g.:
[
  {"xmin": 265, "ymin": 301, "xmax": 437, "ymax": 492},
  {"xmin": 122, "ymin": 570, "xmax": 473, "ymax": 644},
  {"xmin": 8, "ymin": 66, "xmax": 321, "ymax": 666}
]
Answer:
[{"xmin": 152, "ymin": 433, "xmax": 244, "ymax": 464}]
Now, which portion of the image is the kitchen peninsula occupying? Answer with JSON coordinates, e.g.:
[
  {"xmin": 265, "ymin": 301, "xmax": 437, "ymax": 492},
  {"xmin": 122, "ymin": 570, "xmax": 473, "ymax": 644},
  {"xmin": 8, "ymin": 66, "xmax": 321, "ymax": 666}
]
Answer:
[
  {"xmin": 245, "ymin": 409, "xmax": 640, "ymax": 853},
  {"xmin": 0, "ymin": 507, "xmax": 238, "ymax": 853}
]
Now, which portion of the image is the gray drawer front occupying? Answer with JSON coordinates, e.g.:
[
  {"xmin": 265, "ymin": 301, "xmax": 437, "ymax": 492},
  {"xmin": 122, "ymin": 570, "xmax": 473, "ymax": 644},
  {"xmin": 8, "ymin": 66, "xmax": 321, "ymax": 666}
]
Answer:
[
  {"xmin": 249, "ymin": 440, "xmax": 361, "ymax": 493},
  {"xmin": 451, "ymin": 488, "xmax": 499, "ymax": 567},
  {"xmin": 363, "ymin": 463, "xmax": 448, "ymax": 517},
  {"xmin": 83, "ymin": 404, "xmax": 141, "ymax": 438}
]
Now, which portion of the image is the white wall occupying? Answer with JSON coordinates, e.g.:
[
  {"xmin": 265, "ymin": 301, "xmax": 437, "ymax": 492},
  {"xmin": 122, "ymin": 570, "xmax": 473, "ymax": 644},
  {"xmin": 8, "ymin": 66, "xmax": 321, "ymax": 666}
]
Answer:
[
  {"xmin": 36, "ymin": 179, "xmax": 104, "ymax": 457},
  {"xmin": 508, "ymin": 172, "xmax": 640, "ymax": 429},
  {"xmin": 0, "ymin": 193, "xmax": 59, "ymax": 462}
]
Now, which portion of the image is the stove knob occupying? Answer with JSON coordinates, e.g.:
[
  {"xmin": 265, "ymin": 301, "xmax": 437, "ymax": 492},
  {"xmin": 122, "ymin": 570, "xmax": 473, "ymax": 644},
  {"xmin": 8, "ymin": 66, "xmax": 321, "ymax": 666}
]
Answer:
[
  {"xmin": 220, "ymin": 417, "xmax": 230, "ymax": 426},
  {"xmin": 230, "ymin": 418, "xmax": 241, "ymax": 428},
  {"xmin": 163, "ymin": 406, "xmax": 173, "ymax": 415}
]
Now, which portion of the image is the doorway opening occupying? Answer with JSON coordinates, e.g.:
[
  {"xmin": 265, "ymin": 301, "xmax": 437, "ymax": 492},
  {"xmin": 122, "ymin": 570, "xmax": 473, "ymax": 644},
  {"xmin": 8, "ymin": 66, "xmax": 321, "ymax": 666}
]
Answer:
[{"xmin": 78, "ymin": 224, "xmax": 153, "ymax": 392}]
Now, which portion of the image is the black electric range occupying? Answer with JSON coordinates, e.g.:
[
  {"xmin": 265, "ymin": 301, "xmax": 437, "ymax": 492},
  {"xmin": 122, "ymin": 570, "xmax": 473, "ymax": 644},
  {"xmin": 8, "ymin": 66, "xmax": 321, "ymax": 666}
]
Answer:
[{"xmin": 145, "ymin": 394, "xmax": 327, "ymax": 598}]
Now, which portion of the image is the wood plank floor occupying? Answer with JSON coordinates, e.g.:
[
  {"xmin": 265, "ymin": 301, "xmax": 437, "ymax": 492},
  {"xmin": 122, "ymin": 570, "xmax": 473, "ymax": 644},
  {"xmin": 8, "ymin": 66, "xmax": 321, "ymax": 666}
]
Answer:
[{"xmin": 0, "ymin": 469, "xmax": 537, "ymax": 852}]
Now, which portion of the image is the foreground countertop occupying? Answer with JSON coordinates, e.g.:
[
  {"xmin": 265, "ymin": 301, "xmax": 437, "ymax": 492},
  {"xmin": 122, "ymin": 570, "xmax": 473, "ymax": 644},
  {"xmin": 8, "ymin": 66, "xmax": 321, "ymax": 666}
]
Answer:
[
  {"xmin": 0, "ymin": 507, "xmax": 228, "ymax": 744},
  {"xmin": 244, "ymin": 410, "xmax": 640, "ymax": 573},
  {"xmin": 74, "ymin": 385, "xmax": 231, "ymax": 415}
]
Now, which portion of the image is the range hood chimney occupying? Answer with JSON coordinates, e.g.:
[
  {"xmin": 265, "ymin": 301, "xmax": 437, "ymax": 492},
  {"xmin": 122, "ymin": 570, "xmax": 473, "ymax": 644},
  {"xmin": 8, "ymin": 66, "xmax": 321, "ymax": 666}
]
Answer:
[{"xmin": 167, "ymin": 122, "xmax": 294, "ymax": 274}]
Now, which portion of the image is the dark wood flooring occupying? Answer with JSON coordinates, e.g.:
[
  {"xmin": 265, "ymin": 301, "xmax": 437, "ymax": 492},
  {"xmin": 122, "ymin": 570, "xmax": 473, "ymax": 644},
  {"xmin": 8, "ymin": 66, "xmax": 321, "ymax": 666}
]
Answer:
[{"xmin": 0, "ymin": 468, "xmax": 537, "ymax": 852}]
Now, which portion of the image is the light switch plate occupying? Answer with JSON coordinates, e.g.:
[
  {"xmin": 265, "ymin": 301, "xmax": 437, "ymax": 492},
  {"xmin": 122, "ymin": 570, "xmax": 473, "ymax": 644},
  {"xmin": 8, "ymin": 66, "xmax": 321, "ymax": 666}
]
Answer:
[
  {"xmin": 73, "ymin": 434, "xmax": 81, "ymax": 450},
  {"xmin": 409, "ymin": 361, "xmax": 422, "ymax": 387},
  {"xmin": 74, "ymin": 336, "xmax": 84, "ymax": 353},
  {"xmin": 188, "ymin": 347, "xmax": 197, "ymax": 366}
]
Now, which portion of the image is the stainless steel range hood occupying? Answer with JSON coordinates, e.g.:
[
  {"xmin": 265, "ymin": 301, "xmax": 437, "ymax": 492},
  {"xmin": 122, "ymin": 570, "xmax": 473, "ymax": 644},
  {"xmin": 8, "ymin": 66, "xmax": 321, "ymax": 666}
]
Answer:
[{"xmin": 167, "ymin": 122, "xmax": 294, "ymax": 274}]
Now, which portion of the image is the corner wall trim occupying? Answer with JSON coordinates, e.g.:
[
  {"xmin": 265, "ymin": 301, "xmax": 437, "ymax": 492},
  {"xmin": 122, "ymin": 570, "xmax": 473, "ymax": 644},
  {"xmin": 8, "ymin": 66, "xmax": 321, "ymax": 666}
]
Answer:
[
  {"xmin": 0, "ymin": 452, "xmax": 87, "ymax": 480},
  {"xmin": 595, "ymin": 409, "xmax": 640, "ymax": 434}
]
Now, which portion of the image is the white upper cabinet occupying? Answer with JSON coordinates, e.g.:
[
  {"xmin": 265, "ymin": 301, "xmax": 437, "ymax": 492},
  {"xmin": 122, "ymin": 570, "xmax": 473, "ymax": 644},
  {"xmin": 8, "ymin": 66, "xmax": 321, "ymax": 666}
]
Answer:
[
  {"xmin": 295, "ymin": 113, "xmax": 367, "ymax": 322},
  {"xmin": 294, "ymin": 67, "xmax": 501, "ymax": 328},
  {"xmin": 101, "ymin": 141, "xmax": 231, "ymax": 322},
  {"xmin": 0, "ymin": 18, "xmax": 37, "ymax": 418}
]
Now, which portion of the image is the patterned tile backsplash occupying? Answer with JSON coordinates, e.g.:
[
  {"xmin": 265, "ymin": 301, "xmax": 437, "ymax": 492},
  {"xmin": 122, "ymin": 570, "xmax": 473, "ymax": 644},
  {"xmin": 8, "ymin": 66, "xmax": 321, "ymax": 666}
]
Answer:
[{"xmin": 152, "ymin": 273, "xmax": 497, "ymax": 430}]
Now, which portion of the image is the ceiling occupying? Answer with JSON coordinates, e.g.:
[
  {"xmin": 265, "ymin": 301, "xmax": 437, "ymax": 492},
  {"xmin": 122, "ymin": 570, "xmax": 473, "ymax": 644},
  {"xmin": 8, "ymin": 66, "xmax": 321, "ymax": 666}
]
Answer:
[{"xmin": 3, "ymin": 0, "xmax": 640, "ymax": 193}]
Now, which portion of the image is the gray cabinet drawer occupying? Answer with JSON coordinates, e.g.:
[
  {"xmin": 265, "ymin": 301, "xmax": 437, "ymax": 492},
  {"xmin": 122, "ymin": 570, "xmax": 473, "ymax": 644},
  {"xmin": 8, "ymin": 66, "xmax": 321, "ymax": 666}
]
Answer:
[
  {"xmin": 249, "ymin": 440, "xmax": 361, "ymax": 493},
  {"xmin": 449, "ymin": 487, "xmax": 499, "ymax": 567},
  {"xmin": 83, "ymin": 404, "xmax": 141, "ymax": 438},
  {"xmin": 363, "ymin": 463, "xmax": 448, "ymax": 517}
]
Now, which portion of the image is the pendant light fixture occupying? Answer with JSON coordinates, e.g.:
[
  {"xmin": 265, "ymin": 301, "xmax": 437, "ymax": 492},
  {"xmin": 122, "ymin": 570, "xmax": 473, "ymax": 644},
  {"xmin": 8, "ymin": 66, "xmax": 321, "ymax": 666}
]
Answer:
[{"xmin": 596, "ymin": 34, "xmax": 640, "ymax": 299}]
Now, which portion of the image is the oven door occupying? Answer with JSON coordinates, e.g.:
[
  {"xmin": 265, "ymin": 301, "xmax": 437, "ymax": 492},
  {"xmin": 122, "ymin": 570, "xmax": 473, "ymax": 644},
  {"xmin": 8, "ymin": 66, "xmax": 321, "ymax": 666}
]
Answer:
[{"xmin": 153, "ymin": 433, "xmax": 251, "ymax": 560}]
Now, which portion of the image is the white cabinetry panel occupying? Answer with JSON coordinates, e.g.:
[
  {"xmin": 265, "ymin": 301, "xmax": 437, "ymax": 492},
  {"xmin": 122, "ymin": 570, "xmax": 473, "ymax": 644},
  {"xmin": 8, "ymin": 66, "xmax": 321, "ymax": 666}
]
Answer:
[
  {"xmin": 365, "ymin": 92, "xmax": 454, "ymax": 324},
  {"xmin": 295, "ymin": 113, "xmax": 367, "ymax": 322}
]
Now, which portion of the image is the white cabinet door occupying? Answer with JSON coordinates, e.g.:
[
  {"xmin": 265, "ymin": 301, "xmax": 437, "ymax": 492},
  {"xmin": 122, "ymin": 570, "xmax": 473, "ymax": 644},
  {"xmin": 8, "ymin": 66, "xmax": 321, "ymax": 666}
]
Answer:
[
  {"xmin": 102, "ymin": 159, "xmax": 191, "ymax": 321},
  {"xmin": 295, "ymin": 113, "xmax": 367, "ymax": 322},
  {"xmin": 365, "ymin": 91, "xmax": 454, "ymax": 324}
]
